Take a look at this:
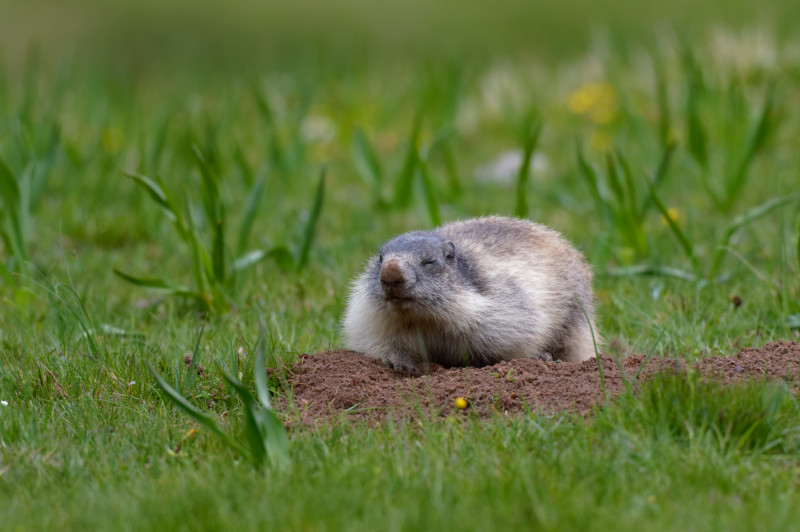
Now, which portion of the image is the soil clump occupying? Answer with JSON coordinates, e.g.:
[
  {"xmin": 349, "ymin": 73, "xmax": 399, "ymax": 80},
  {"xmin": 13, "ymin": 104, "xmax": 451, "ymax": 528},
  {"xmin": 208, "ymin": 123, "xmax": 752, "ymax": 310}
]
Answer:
[{"xmin": 287, "ymin": 341, "xmax": 800, "ymax": 425}]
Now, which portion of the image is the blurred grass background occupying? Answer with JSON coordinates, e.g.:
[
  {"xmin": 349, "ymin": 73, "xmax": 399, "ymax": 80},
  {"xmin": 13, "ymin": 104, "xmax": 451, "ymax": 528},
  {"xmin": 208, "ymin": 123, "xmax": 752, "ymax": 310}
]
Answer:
[
  {"xmin": 3, "ymin": 1, "xmax": 800, "ymax": 529},
  {"xmin": 4, "ymin": 0, "xmax": 800, "ymax": 73}
]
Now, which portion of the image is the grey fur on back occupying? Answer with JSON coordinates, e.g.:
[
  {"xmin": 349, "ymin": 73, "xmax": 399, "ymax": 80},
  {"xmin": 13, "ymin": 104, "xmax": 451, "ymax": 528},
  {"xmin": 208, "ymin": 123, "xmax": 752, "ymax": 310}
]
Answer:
[{"xmin": 342, "ymin": 216, "xmax": 599, "ymax": 374}]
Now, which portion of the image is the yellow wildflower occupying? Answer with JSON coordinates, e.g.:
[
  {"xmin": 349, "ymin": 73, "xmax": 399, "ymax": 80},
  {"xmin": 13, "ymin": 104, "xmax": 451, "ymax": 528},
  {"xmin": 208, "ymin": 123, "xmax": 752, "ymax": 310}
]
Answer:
[
  {"xmin": 567, "ymin": 82, "xmax": 619, "ymax": 125},
  {"xmin": 660, "ymin": 207, "xmax": 681, "ymax": 227}
]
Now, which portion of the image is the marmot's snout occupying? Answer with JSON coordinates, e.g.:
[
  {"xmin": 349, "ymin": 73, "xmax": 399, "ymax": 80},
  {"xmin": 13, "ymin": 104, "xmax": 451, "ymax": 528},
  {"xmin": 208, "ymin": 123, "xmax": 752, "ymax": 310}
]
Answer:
[{"xmin": 379, "ymin": 259, "xmax": 415, "ymax": 300}]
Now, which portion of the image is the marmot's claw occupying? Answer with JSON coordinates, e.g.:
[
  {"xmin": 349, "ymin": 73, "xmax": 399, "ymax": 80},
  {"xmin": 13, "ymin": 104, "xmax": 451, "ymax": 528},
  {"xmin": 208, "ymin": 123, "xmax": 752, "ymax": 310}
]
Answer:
[
  {"xmin": 384, "ymin": 358, "xmax": 421, "ymax": 377},
  {"xmin": 531, "ymin": 352, "xmax": 554, "ymax": 362}
]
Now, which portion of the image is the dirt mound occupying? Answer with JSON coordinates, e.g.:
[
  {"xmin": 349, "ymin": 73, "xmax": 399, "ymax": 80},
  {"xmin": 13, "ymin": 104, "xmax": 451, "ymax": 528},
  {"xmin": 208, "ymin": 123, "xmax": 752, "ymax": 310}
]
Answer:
[{"xmin": 288, "ymin": 341, "xmax": 800, "ymax": 425}]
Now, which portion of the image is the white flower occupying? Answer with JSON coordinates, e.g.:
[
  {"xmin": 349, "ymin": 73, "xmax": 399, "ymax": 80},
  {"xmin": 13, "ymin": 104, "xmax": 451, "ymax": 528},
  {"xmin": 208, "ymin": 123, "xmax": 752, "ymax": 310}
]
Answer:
[
  {"xmin": 301, "ymin": 115, "xmax": 336, "ymax": 143},
  {"xmin": 1, "ymin": 401, "xmax": 8, "ymax": 407},
  {"xmin": 473, "ymin": 150, "xmax": 550, "ymax": 184},
  {"xmin": 708, "ymin": 26, "xmax": 779, "ymax": 75}
]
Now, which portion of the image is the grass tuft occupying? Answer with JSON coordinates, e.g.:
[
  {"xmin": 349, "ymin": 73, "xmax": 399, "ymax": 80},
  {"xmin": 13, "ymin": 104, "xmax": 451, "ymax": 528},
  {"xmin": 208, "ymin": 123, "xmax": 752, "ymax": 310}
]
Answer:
[
  {"xmin": 147, "ymin": 326, "xmax": 290, "ymax": 470},
  {"xmin": 611, "ymin": 372, "xmax": 800, "ymax": 454}
]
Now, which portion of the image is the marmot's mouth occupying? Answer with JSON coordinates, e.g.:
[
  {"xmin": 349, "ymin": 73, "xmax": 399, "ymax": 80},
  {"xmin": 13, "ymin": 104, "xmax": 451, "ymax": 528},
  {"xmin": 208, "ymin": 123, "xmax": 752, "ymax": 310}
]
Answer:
[
  {"xmin": 384, "ymin": 296, "xmax": 416, "ymax": 309},
  {"xmin": 381, "ymin": 285, "xmax": 414, "ymax": 301}
]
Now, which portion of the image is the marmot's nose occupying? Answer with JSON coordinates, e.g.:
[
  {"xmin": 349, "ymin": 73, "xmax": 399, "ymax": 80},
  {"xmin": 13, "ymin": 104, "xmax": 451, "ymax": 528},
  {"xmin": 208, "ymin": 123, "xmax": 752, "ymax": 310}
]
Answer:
[
  {"xmin": 380, "ymin": 261, "xmax": 406, "ymax": 286},
  {"xmin": 380, "ymin": 260, "xmax": 413, "ymax": 299}
]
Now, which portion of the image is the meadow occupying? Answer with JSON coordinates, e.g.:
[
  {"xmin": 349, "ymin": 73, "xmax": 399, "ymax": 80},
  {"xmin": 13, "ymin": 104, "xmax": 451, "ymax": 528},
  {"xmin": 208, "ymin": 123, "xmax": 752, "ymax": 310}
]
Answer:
[{"xmin": 2, "ymin": 1, "xmax": 800, "ymax": 529}]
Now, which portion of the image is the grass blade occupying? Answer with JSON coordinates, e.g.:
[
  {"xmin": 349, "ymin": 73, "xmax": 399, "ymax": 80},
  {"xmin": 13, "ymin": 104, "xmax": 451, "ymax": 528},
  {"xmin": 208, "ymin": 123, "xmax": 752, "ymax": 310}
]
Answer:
[
  {"xmin": 417, "ymin": 162, "xmax": 441, "ymax": 227},
  {"xmin": 192, "ymin": 145, "xmax": 226, "ymax": 283},
  {"xmin": 267, "ymin": 246, "xmax": 296, "ymax": 273},
  {"xmin": 234, "ymin": 145, "xmax": 255, "ymax": 187},
  {"xmin": 576, "ymin": 297, "xmax": 605, "ymax": 404},
  {"xmin": 746, "ymin": 88, "xmax": 774, "ymax": 158},
  {"xmin": 604, "ymin": 153, "xmax": 625, "ymax": 205},
  {"xmin": 684, "ymin": 51, "xmax": 707, "ymax": 168},
  {"xmin": 112, "ymin": 269, "xmax": 202, "ymax": 299},
  {"xmin": 254, "ymin": 327, "xmax": 272, "ymax": 409},
  {"xmin": 514, "ymin": 118, "xmax": 542, "ymax": 218},
  {"xmin": 212, "ymin": 217, "xmax": 226, "ymax": 283},
  {"xmin": 654, "ymin": 60, "xmax": 671, "ymax": 149},
  {"xmin": 711, "ymin": 192, "xmax": 800, "ymax": 278},
  {"xmin": 253, "ymin": 326, "xmax": 290, "ymax": 468},
  {"xmin": 438, "ymin": 141, "xmax": 461, "ymax": 198},
  {"xmin": 0, "ymin": 258, "xmax": 11, "ymax": 284},
  {"xmin": 182, "ymin": 324, "xmax": 206, "ymax": 392},
  {"xmin": 251, "ymin": 83, "xmax": 276, "ymax": 128},
  {"xmin": 0, "ymin": 156, "xmax": 27, "ymax": 262},
  {"xmin": 29, "ymin": 123, "xmax": 60, "ymax": 206},
  {"xmin": 185, "ymin": 195, "xmax": 229, "ymax": 312},
  {"xmin": 575, "ymin": 141, "xmax": 610, "ymax": 220},
  {"xmin": 726, "ymin": 192, "xmax": 800, "ymax": 235},
  {"xmin": 124, "ymin": 171, "xmax": 179, "ymax": 223},
  {"xmin": 251, "ymin": 85, "xmax": 286, "ymax": 171},
  {"xmin": 0, "ymin": 152, "xmax": 21, "ymax": 211},
  {"xmin": 393, "ymin": 115, "xmax": 421, "ymax": 208},
  {"xmin": 146, "ymin": 361, "xmax": 247, "ymax": 455},
  {"xmin": 55, "ymin": 283, "xmax": 103, "ymax": 361},
  {"xmin": 192, "ymin": 145, "xmax": 222, "ymax": 227},
  {"xmin": 726, "ymin": 88, "xmax": 775, "ymax": 208},
  {"xmin": 147, "ymin": 115, "xmax": 170, "ymax": 173},
  {"xmin": 237, "ymin": 172, "xmax": 266, "ymax": 254},
  {"xmin": 615, "ymin": 150, "xmax": 648, "ymax": 256},
  {"xmin": 224, "ymin": 371, "xmax": 267, "ymax": 467},
  {"xmin": 640, "ymin": 143, "xmax": 676, "ymax": 216},
  {"xmin": 183, "ymin": 196, "xmax": 211, "ymax": 300},
  {"xmin": 297, "ymin": 166, "xmax": 326, "ymax": 270},
  {"xmin": 686, "ymin": 91, "xmax": 707, "ymax": 168},
  {"xmin": 615, "ymin": 150, "xmax": 638, "ymax": 219},
  {"xmin": 232, "ymin": 249, "xmax": 267, "ymax": 272},
  {"xmin": 605, "ymin": 264, "xmax": 697, "ymax": 282},
  {"xmin": 648, "ymin": 182, "xmax": 700, "ymax": 275},
  {"xmin": 261, "ymin": 408, "xmax": 290, "ymax": 470},
  {"xmin": 635, "ymin": 315, "xmax": 672, "ymax": 380},
  {"xmin": 351, "ymin": 127, "xmax": 383, "ymax": 195}
]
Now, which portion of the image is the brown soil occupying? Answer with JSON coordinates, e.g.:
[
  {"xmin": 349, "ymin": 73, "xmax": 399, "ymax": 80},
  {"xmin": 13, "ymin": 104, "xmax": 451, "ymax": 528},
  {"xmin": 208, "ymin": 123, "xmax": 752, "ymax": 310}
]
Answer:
[{"xmin": 287, "ymin": 341, "xmax": 800, "ymax": 426}]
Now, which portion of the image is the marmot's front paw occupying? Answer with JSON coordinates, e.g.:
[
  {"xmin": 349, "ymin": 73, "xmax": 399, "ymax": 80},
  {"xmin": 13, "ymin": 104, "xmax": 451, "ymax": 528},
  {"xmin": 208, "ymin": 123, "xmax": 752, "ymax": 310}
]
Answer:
[
  {"xmin": 383, "ymin": 357, "xmax": 421, "ymax": 377},
  {"xmin": 530, "ymin": 352, "xmax": 554, "ymax": 362}
]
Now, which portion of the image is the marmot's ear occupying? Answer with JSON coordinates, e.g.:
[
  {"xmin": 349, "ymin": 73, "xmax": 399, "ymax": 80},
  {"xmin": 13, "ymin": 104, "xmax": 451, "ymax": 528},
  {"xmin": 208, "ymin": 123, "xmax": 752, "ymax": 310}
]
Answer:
[{"xmin": 442, "ymin": 241, "xmax": 456, "ymax": 260}]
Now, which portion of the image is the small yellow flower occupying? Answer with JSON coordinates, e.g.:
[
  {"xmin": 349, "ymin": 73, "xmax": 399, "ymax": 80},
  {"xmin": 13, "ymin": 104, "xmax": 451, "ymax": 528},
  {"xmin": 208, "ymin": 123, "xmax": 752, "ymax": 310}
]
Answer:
[
  {"xmin": 567, "ymin": 82, "xmax": 619, "ymax": 125},
  {"xmin": 660, "ymin": 207, "xmax": 681, "ymax": 227},
  {"xmin": 454, "ymin": 397, "xmax": 469, "ymax": 410}
]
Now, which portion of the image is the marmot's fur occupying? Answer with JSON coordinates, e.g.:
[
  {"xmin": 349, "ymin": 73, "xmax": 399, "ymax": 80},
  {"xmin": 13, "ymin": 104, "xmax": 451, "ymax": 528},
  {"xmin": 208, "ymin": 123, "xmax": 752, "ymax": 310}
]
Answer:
[{"xmin": 342, "ymin": 216, "xmax": 600, "ymax": 375}]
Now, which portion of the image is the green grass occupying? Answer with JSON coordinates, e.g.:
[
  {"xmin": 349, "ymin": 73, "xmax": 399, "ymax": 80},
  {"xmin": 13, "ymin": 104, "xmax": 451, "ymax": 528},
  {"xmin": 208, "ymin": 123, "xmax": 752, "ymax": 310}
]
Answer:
[{"xmin": 2, "ymin": 2, "xmax": 800, "ymax": 529}]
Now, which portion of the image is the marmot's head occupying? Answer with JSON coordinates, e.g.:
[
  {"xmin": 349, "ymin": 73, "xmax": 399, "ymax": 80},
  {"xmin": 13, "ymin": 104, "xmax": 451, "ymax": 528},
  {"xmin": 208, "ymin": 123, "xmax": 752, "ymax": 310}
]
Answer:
[{"xmin": 365, "ymin": 231, "xmax": 458, "ymax": 315}]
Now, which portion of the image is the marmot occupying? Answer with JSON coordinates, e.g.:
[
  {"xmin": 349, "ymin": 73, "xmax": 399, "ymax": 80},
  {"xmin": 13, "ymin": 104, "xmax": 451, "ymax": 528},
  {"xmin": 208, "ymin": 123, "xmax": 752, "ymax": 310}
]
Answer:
[{"xmin": 342, "ymin": 216, "xmax": 600, "ymax": 375}]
